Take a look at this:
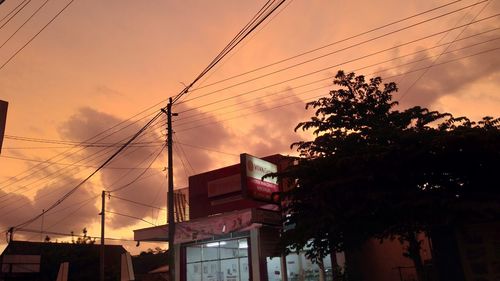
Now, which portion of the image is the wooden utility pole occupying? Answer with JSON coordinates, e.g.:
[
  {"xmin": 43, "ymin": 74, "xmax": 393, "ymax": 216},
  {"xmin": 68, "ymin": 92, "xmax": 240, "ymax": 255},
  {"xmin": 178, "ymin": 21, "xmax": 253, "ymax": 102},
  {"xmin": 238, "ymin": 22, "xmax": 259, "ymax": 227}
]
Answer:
[
  {"xmin": 166, "ymin": 98, "xmax": 176, "ymax": 281},
  {"xmin": 100, "ymin": 190, "xmax": 106, "ymax": 281}
]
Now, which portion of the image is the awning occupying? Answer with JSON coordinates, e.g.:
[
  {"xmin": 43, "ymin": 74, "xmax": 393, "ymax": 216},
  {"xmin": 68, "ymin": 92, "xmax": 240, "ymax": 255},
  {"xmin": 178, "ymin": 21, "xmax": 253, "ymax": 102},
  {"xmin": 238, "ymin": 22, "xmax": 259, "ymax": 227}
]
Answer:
[{"xmin": 134, "ymin": 207, "xmax": 281, "ymax": 243}]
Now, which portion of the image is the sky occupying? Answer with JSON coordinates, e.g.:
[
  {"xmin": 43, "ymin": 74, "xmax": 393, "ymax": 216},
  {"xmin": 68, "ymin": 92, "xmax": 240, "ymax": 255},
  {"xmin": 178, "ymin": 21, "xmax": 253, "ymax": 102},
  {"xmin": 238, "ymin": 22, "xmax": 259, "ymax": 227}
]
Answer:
[{"xmin": 0, "ymin": 0, "xmax": 499, "ymax": 255}]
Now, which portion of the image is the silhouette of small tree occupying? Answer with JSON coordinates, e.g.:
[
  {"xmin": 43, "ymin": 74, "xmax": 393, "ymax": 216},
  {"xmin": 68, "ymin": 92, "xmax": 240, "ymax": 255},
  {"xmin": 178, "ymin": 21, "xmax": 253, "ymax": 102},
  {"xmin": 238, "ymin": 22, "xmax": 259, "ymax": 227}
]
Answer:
[{"xmin": 72, "ymin": 227, "xmax": 96, "ymax": 244}]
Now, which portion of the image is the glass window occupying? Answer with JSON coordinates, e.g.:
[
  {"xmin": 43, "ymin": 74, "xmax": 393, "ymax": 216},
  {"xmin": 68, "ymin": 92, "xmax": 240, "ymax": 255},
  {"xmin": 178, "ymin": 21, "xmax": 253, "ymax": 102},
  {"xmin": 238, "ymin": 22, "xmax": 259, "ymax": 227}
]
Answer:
[
  {"xmin": 202, "ymin": 260, "xmax": 219, "ymax": 281},
  {"xmin": 220, "ymin": 240, "xmax": 238, "ymax": 259},
  {"xmin": 221, "ymin": 258, "xmax": 239, "ymax": 281},
  {"xmin": 187, "ymin": 262, "xmax": 202, "ymax": 281},
  {"xmin": 185, "ymin": 238, "xmax": 250, "ymax": 281},
  {"xmin": 239, "ymin": 257, "xmax": 249, "ymax": 281},
  {"xmin": 266, "ymin": 257, "xmax": 282, "ymax": 281},
  {"xmin": 202, "ymin": 243, "xmax": 219, "ymax": 261},
  {"xmin": 187, "ymin": 245, "xmax": 202, "ymax": 263},
  {"xmin": 238, "ymin": 239, "xmax": 248, "ymax": 257}
]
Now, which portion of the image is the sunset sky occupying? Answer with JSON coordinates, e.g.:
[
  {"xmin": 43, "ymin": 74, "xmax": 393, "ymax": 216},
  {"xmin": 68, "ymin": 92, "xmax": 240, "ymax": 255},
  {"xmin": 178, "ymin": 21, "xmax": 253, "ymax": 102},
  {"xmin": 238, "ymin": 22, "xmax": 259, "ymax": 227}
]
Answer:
[{"xmin": 0, "ymin": 0, "xmax": 499, "ymax": 254}]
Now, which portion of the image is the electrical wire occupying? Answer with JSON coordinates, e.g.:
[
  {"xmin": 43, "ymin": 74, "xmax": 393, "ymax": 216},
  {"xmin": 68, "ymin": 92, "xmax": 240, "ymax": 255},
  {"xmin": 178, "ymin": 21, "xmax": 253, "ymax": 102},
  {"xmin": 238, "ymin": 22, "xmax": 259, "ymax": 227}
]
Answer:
[
  {"xmin": 0, "ymin": 0, "xmax": 29, "ymax": 24},
  {"xmin": 178, "ymin": 4, "xmax": 494, "ymax": 106},
  {"xmin": 174, "ymin": 141, "xmax": 240, "ymax": 157},
  {"xmin": 174, "ymin": 24, "xmax": 500, "ymax": 122},
  {"xmin": 0, "ymin": 0, "xmax": 75, "ymax": 71},
  {"xmin": 191, "ymin": 0, "xmax": 295, "ymax": 93},
  {"xmin": 0, "ymin": 0, "xmax": 32, "ymax": 30},
  {"xmin": 105, "ymin": 210, "xmax": 156, "ymax": 226},
  {"xmin": 16, "ymin": 228, "xmax": 153, "ymax": 243},
  {"xmin": 170, "ymin": 0, "xmax": 287, "ymax": 104},
  {"xmin": 106, "ymin": 143, "xmax": 166, "ymax": 193},
  {"xmin": 109, "ymin": 194, "xmax": 165, "ymax": 211},
  {"xmin": 399, "ymin": 0, "xmax": 493, "ymax": 100},
  {"xmin": 189, "ymin": 0, "xmax": 466, "ymax": 92},
  {"xmin": 12, "ymin": 112, "xmax": 163, "ymax": 230},
  {"xmin": 173, "ymin": 134, "xmax": 195, "ymax": 175},
  {"xmin": 0, "ymin": 117, "xmax": 165, "ymax": 199},
  {"xmin": 0, "ymin": 0, "xmax": 51, "ymax": 50},
  {"xmin": 0, "ymin": 154, "xmax": 163, "ymax": 169},
  {"xmin": 173, "ymin": 46, "xmax": 500, "ymax": 133}
]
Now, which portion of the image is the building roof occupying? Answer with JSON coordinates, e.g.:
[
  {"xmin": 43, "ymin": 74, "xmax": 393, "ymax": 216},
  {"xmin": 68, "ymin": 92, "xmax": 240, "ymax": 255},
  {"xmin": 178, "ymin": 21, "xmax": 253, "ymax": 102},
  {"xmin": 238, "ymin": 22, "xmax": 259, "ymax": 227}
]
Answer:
[{"xmin": 1, "ymin": 241, "xmax": 127, "ymax": 281}]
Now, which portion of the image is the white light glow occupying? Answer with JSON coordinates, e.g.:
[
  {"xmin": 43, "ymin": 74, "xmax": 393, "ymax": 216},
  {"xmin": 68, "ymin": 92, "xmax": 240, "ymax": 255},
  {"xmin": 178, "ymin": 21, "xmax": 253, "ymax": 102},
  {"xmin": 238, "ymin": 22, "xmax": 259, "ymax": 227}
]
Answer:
[{"xmin": 239, "ymin": 241, "xmax": 248, "ymax": 249}]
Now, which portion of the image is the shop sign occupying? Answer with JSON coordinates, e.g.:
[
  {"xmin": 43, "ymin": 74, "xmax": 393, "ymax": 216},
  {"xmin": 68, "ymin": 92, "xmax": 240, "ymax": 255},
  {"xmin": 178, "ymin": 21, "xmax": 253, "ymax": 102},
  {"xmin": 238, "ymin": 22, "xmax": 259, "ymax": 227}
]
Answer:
[
  {"xmin": 175, "ymin": 209, "xmax": 253, "ymax": 243},
  {"xmin": 240, "ymin": 154, "xmax": 279, "ymax": 202}
]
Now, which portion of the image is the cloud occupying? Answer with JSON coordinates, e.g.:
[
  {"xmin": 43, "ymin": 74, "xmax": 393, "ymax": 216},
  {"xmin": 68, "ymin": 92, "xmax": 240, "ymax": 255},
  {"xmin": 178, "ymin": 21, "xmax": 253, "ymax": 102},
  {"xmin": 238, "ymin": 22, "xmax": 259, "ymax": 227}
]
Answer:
[
  {"xmin": 238, "ymin": 88, "xmax": 314, "ymax": 157},
  {"xmin": 58, "ymin": 105, "xmax": 235, "ymax": 228},
  {"xmin": 382, "ymin": 28, "xmax": 500, "ymax": 109},
  {"xmin": 170, "ymin": 102, "xmax": 236, "ymax": 178},
  {"xmin": 94, "ymin": 85, "xmax": 124, "ymax": 98},
  {"xmin": 0, "ymin": 177, "xmax": 99, "ymax": 241}
]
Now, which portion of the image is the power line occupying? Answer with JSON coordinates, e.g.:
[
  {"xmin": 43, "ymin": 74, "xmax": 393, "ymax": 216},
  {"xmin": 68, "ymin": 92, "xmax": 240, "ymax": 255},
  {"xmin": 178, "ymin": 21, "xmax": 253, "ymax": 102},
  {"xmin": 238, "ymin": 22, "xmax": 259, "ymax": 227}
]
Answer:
[
  {"xmin": 4, "ymin": 134, "xmax": 163, "ymax": 146},
  {"xmin": 174, "ymin": 141, "xmax": 240, "ymax": 157},
  {"xmin": 0, "ymin": 107, "xmax": 164, "ymax": 192},
  {"xmin": 106, "ymin": 143, "xmax": 166, "ymax": 193},
  {"xmin": 109, "ymin": 194, "xmax": 165, "ymax": 211},
  {"xmin": 16, "ymin": 228, "xmax": 154, "ymax": 243},
  {"xmin": 0, "ymin": 129, "xmax": 165, "ymax": 213},
  {"xmin": 0, "ymin": 0, "xmax": 75, "ymax": 71},
  {"xmin": 188, "ymin": 0, "xmax": 467, "ymax": 92},
  {"xmin": 0, "ymin": 0, "xmax": 30, "ymax": 25},
  {"xmin": 178, "ymin": 3, "xmax": 492, "ymax": 106},
  {"xmin": 399, "ymin": 0, "xmax": 492, "ymax": 100},
  {"xmin": 0, "ymin": 0, "xmax": 50, "ymax": 50},
  {"xmin": 173, "ymin": 46, "xmax": 499, "ymax": 134},
  {"xmin": 12, "ymin": 112, "xmax": 163, "ymax": 230},
  {"xmin": 174, "ymin": 25, "xmax": 500, "ymax": 123},
  {"xmin": 191, "ymin": 0, "xmax": 295, "ymax": 92},
  {"xmin": 170, "ymin": 0, "xmax": 287, "ymax": 105},
  {"xmin": 105, "ymin": 210, "xmax": 156, "ymax": 226},
  {"xmin": 173, "ymin": 134, "xmax": 195, "ymax": 175},
  {"xmin": 0, "ymin": 154, "xmax": 163, "ymax": 169},
  {"xmin": 0, "ymin": 0, "xmax": 32, "ymax": 30},
  {"xmin": 0, "ymin": 117, "xmax": 165, "ymax": 197},
  {"xmin": 0, "ymin": 133, "xmax": 163, "ymax": 215}
]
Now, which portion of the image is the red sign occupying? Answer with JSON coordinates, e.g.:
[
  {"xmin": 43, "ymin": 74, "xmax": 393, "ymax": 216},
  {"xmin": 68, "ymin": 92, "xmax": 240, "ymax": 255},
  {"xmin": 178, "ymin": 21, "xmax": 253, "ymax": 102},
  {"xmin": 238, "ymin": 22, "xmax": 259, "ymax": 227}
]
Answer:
[{"xmin": 240, "ymin": 154, "xmax": 279, "ymax": 202}]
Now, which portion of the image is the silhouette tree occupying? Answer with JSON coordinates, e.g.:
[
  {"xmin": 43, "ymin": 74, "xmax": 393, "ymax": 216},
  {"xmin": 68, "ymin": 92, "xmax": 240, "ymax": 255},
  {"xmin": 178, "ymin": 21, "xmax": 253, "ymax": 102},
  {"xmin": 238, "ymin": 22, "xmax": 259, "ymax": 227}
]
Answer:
[
  {"xmin": 72, "ymin": 227, "xmax": 96, "ymax": 244},
  {"xmin": 276, "ymin": 70, "xmax": 500, "ymax": 281}
]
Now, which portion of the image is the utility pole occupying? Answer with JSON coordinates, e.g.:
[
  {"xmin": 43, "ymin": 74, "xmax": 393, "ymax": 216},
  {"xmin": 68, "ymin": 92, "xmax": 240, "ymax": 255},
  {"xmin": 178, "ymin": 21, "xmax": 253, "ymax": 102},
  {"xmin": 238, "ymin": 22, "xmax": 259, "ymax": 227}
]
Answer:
[
  {"xmin": 162, "ymin": 98, "xmax": 177, "ymax": 281},
  {"xmin": 166, "ymin": 98, "xmax": 176, "ymax": 281},
  {"xmin": 40, "ymin": 209, "xmax": 45, "ymax": 242},
  {"xmin": 7, "ymin": 227, "xmax": 13, "ymax": 242},
  {"xmin": 100, "ymin": 190, "xmax": 106, "ymax": 281}
]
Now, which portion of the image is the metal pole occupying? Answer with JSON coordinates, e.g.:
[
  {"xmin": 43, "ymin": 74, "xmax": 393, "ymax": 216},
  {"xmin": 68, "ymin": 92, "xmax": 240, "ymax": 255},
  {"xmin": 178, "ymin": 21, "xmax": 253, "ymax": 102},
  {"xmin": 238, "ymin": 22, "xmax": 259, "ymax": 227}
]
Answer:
[
  {"xmin": 100, "ymin": 190, "xmax": 106, "ymax": 281},
  {"xmin": 167, "ymin": 98, "xmax": 176, "ymax": 281}
]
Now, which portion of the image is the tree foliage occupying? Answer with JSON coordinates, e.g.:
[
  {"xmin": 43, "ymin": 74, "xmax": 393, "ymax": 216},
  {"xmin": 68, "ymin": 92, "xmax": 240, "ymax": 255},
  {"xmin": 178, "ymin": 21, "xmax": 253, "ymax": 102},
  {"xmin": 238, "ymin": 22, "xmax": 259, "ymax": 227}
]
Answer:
[{"xmin": 278, "ymin": 71, "xmax": 500, "ymax": 269}]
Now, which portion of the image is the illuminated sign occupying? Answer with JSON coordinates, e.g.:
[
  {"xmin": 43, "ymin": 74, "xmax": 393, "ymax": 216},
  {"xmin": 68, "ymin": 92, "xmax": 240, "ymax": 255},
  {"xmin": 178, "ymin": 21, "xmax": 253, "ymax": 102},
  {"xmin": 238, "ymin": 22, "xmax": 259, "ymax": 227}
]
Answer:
[{"xmin": 240, "ymin": 153, "xmax": 279, "ymax": 202}]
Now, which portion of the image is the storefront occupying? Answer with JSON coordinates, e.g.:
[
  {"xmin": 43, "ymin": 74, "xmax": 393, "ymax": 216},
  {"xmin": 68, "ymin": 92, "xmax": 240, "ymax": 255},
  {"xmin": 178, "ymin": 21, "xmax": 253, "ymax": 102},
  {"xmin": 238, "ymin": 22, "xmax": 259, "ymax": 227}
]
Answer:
[{"xmin": 134, "ymin": 154, "xmax": 343, "ymax": 281}]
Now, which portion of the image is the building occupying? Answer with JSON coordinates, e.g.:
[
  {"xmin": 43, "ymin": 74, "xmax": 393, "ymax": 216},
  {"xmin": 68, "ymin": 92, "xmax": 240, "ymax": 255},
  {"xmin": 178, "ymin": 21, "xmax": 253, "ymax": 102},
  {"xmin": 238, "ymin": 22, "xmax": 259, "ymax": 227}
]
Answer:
[
  {"xmin": 0, "ymin": 241, "xmax": 127, "ymax": 281},
  {"xmin": 135, "ymin": 154, "xmax": 344, "ymax": 281},
  {"xmin": 135, "ymin": 153, "xmax": 449, "ymax": 281}
]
